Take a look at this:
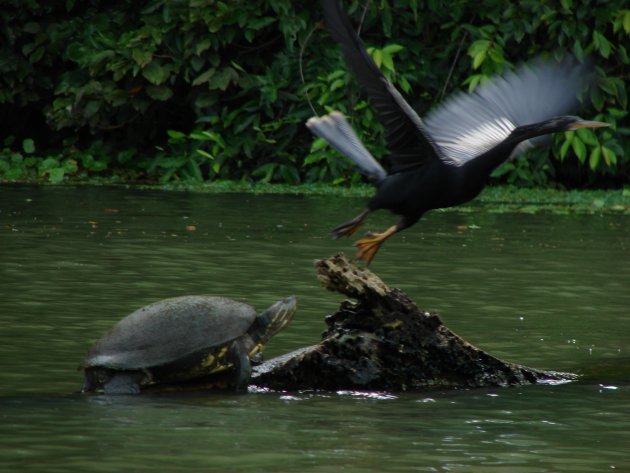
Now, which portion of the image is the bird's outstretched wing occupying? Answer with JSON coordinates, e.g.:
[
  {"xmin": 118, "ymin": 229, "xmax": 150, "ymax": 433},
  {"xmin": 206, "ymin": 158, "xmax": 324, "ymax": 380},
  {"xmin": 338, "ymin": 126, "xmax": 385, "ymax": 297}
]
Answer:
[
  {"xmin": 321, "ymin": 0, "xmax": 442, "ymax": 172},
  {"xmin": 306, "ymin": 112, "xmax": 387, "ymax": 184},
  {"xmin": 423, "ymin": 57, "xmax": 589, "ymax": 164}
]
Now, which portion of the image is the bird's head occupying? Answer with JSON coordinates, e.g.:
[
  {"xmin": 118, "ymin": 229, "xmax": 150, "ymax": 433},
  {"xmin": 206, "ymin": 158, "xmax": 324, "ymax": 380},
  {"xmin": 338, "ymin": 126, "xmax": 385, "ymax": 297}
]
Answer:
[
  {"xmin": 512, "ymin": 115, "xmax": 610, "ymax": 146},
  {"xmin": 547, "ymin": 115, "xmax": 610, "ymax": 131},
  {"xmin": 512, "ymin": 116, "xmax": 610, "ymax": 142}
]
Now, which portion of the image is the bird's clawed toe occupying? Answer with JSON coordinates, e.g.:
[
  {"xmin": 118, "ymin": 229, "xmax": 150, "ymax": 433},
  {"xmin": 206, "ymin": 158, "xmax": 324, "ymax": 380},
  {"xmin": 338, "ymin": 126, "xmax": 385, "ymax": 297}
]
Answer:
[
  {"xmin": 331, "ymin": 221, "xmax": 361, "ymax": 238},
  {"xmin": 331, "ymin": 209, "xmax": 370, "ymax": 239}
]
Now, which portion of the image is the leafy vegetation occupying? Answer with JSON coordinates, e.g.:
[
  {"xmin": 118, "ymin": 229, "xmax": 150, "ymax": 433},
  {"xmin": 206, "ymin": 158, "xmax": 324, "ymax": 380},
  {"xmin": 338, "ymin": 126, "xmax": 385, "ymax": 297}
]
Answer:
[{"xmin": 1, "ymin": 0, "xmax": 628, "ymax": 187}]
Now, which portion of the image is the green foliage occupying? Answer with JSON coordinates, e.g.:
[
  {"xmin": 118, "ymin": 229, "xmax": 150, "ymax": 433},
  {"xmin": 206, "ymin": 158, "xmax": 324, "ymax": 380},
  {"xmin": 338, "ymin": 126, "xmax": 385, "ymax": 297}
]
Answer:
[
  {"xmin": 0, "ymin": 0, "xmax": 628, "ymax": 187},
  {"xmin": 0, "ymin": 137, "xmax": 78, "ymax": 183},
  {"xmin": 462, "ymin": 2, "xmax": 629, "ymax": 186}
]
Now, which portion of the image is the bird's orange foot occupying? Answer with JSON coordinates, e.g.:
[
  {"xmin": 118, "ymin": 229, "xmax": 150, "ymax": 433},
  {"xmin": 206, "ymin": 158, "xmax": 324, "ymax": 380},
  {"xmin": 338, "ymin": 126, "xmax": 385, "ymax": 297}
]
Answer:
[
  {"xmin": 354, "ymin": 225, "xmax": 399, "ymax": 265},
  {"xmin": 354, "ymin": 234, "xmax": 384, "ymax": 265}
]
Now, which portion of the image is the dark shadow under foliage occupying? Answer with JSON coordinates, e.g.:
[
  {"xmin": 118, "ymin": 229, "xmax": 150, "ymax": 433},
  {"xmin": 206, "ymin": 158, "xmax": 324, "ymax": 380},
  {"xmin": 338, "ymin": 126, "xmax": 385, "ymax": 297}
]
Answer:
[{"xmin": 0, "ymin": 0, "xmax": 628, "ymax": 186}]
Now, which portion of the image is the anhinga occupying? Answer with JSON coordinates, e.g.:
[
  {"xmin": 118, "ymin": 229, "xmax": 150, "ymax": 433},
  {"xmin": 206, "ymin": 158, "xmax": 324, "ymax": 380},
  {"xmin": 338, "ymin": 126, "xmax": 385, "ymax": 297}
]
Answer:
[{"xmin": 307, "ymin": 0, "xmax": 609, "ymax": 265}]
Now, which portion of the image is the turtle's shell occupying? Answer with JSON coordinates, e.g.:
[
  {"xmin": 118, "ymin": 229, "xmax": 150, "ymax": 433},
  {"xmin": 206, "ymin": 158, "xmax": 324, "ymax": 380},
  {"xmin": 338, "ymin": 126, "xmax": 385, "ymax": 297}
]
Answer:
[{"xmin": 84, "ymin": 296, "xmax": 257, "ymax": 370}]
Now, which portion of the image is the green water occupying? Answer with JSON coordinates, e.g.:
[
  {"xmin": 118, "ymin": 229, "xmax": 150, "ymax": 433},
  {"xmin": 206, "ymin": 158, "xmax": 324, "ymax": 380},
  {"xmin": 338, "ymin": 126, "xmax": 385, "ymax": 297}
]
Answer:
[{"xmin": 1, "ymin": 186, "xmax": 629, "ymax": 472}]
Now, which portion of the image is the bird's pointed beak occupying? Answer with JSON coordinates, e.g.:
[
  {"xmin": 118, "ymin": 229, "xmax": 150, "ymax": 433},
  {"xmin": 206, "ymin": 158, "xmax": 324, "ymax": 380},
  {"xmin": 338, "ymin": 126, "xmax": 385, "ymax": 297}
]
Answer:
[{"xmin": 569, "ymin": 120, "xmax": 610, "ymax": 130}]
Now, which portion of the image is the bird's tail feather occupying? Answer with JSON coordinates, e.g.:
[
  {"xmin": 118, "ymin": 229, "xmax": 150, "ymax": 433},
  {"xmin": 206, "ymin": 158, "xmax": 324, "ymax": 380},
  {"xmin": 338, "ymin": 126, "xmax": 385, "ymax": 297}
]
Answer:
[{"xmin": 306, "ymin": 111, "xmax": 386, "ymax": 184}]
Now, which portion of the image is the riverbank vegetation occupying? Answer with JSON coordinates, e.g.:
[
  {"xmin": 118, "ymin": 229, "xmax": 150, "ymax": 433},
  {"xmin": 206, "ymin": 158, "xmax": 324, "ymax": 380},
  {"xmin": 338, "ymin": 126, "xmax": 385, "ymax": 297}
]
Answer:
[
  {"xmin": 1, "ymin": 1, "xmax": 628, "ymax": 188},
  {"xmin": 151, "ymin": 181, "xmax": 630, "ymax": 214}
]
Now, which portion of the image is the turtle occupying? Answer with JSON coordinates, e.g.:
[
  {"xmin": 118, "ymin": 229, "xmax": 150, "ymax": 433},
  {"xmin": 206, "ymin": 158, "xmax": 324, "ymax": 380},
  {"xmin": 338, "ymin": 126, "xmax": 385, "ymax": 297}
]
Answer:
[{"xmin": 81, "ymin": 295, "xmax": 296, "ymax": 394}]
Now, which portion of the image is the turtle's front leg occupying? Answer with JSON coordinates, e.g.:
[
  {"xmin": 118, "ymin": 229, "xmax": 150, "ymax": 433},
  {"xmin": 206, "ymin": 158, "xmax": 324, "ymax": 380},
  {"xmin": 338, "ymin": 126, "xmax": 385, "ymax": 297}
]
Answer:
[
  {"xmin": 103, "ymin": 370, "xmax": 146, "ymax": 394},
  {"xmin": 230, "ymin": 339, "xmax": 252, "ymax": 392}
]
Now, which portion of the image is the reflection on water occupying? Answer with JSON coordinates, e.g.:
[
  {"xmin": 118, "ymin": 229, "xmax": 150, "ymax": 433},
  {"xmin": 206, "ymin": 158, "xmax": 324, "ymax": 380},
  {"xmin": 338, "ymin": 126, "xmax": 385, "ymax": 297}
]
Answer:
[{"xmin": 1, "ymin": 186, "xmax": 629, "ymax": 472}]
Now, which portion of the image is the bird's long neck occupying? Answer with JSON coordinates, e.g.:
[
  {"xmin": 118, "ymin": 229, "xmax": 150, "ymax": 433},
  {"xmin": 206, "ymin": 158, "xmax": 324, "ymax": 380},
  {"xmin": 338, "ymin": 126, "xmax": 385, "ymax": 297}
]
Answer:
[
  {"xmin": 464, "ymin": 119, "xmax": 565, "ymax": 178},
  {"xmin": 462, "ymin": 136, "xmax": 522, "ymax": 182}
]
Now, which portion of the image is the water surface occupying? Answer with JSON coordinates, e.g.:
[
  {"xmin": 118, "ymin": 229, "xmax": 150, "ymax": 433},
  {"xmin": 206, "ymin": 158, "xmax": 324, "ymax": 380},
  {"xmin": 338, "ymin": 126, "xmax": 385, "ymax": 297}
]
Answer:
[{"xmin": 1, "ymin": 186, "xmax": 629, "ymax": 472}]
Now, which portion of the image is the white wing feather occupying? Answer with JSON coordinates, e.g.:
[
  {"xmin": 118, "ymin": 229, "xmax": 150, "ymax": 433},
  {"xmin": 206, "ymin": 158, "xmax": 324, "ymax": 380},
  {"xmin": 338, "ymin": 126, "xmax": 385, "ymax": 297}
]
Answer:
[{"xmin": 424, "ymin": 57, "xmax": 587, "ymax": 164}]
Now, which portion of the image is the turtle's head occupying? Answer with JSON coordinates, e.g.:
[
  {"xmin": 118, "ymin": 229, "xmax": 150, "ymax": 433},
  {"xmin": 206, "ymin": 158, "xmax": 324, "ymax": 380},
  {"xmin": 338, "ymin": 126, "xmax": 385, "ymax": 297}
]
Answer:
[{"xmin": 253, "ymin": 296, "xmax": 297, "ymax": 344}]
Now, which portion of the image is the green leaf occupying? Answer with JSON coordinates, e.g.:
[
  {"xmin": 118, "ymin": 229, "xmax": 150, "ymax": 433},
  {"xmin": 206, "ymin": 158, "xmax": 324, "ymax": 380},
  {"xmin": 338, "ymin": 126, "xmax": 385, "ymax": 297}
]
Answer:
[
  {"xmin": 207, "ymin": 67, "xmax": 238, "ymax": 90},
  {"xmin": 607, "ymin": 108, "xmax": 628, "ymax": 119},
  {"xmin": 230, "ymin": 61, "xmax": 246, "ymax": 73},
  {"xmin": 381, "ymin": 50, "xmax": 395, "ymax": 72},
  {"xmin": 588, "ymin": 145, "xmax": 601, "ymax": 170},
  {"xmin": 330, "ymin": 78, "xmax": 345, "ymax": 91},
  {"xmin": 248, "ymin": 16, "xmax": 275, "ymax": 30},
  {"xmin": 252, "ymin": 162, "xmax": 276, "ymax": 182},
  {"xmin": 203, "ymin": 131, "xmax": 226, "ymax": 146},
  {"xmin": 63, "ymin": 159, "xmax": 78, "ymax": 174},
  {"xmin": 142, "ymin": 61, "xmax": 168, "ymax": 85},
  {"xmin": 590, "ymin": 87, "xmax": 605, "ymax": 111},
  {"xmin": 83, "ymin": 100, "xmax": 100, "ymax": 119},
  {"xmin": 192, "ymin": 68, "xmax": 216, "ymax": 87},
  {"xmin": 146, "ymin": 85, "xmax": 173, "ymax": 101},
  {"xmin": 195, "ymin": 38, "xmax": 212, "ymax": 55},
  {"xmin": 464, "ymin": 74, "xmax": 484, "ymax": 92},
  {"xmin": 48, "ymin": 168, "xmax": 65, "ymax": 184},
  {"xmin": 90, "ymin": 50, "xmax": 115, "ymax": 67},
  {"xmin": 196, "ymin": 149, "xmax": 214, "ymax": 160},
  {"xmin": 613, "ymin": 10, "xmax": 630, "ymax": 34},
  {"xmin": 327, "ymin": 70, "xmax": 346, "ymax": 81},
  {"xmin": 40, "ymin": 157, "xmax": 59, "ymax": 170},
  {"xmin": 573, "ymin": 40, "xmax": 584, "ymax": 62},
  {"xmin": 382, "ymin": 44, "xmax": 404, "ymax": 55},
  {"xmin": 576, "ymin": 127, "xmax": 598, "ymax": 146},
  {"xmin": 190, "ymin": 56, "xmax": 205, "ymax": 72},
  {"xmin": 66, "ymin": 43, "xmax": 84, "ymax": 63},
  {"xmin": 490, "ymin": 161, "xmax": 515, "ymax": 178},
  {"xmin": 22, "ymin": 139, "xmax": 35, "ymax": 154},
  {"xmin": 369, "ymin": 48, "xmax": 383, "ymax": 68},
  {"xmin": 571, "ymin": 136, "xmax": 586, "ymax": 163},
  {"xmin": 310, "ymin": 138, "xmax": 328, "ymax": 152},
  {"xmin": 304, "ymin": 153, "xmax": 325, "ymax": 165},
  {"xmin": 468, "ymin": 39, "xmax": 489, "ymax": 56},
  {"xmin": 599, "ymin": 77, "xmax": 617, "ymax": 95},
  {"xmin": 472, "ymin": 50, "xmax": 487, "ymax": 70},
  {"xmin": 167, "ymin": 130, "xmax": 186, "ymax": 140},
  {"xmin": 189, "ymin": 131, "xmax": 211, "ymax": 141},
  {"xmin": 601, "ymin": 145, "xmax": 617, "ymax": 166},
  {"xmin": 487, "ymin": 43, "xmax": 504, "ymax": 63},
  {"xmin": 398, "ymin": 76, "xmax": 411, "ymax": 94},
  {"xmin": 560, "ymin": 0, "xmax": 572, "ymax": 10},
  {"xmin": 592, "ymin": 30, "xmax": 612, "ymax": 58},
  {"xmin": 234, "ymin": 115, "xmax": 257, "ymax": 134},
  {"xmin": 30, "ymin": 46, "xmax": 45, "ymax": 62},
  {"xmin": 132, "ymin": 48, "xmax": 153, "ymax": 68}
]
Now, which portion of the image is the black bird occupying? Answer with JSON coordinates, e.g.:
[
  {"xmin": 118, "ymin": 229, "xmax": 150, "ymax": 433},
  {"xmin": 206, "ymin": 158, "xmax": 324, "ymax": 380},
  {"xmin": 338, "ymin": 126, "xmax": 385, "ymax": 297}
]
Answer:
[{"xmin": 307, "ymin": 0, "xmax": 609, "ymax": 265}]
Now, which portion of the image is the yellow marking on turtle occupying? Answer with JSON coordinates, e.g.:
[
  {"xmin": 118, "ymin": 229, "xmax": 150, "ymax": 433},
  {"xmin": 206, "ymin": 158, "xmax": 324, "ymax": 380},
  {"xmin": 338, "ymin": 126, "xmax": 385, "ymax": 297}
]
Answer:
[
  {"xmin": 199, "ymin": 354, "xmax": 215, "ymax": 369},
  {"xmin": 248, "ymin": 343, "xmax": 265, "ymax": 357},
  {"xmin": 182, "ymin": 346, "xmax": 234, "ymax": 378},
  {"xmin": 206, "ymin": 346, "xmax": 231, "ymax": 373}
]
